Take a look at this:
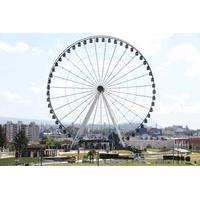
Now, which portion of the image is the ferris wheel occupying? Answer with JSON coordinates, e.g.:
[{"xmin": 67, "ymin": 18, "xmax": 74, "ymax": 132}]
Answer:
[{"xmin": 47, "ymin": 35, "xmax": 156, "ymax": 148}]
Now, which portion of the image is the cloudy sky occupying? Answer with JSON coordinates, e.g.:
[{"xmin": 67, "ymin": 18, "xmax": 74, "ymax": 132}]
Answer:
[{"xmin": 0, "ymin": 33, "xmax": 200, "ymax": 129}]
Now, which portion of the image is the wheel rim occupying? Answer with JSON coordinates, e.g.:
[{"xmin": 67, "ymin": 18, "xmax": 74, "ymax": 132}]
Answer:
[{"xmin": 47, "ymin": 35, "xmax": 156, "ymax": 146}]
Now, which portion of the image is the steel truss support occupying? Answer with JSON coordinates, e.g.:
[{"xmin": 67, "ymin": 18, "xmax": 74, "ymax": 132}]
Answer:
[
  {"xmin": 102, "ymin": 93, "xmax": 125, "ymax": 147},
  {"xmin": 71, "ymin": 89, "xmax": 125, "ymax": 148},
  {"xmin": 71, "ymin": 92, "xmax": 100, "ymax": 148}
]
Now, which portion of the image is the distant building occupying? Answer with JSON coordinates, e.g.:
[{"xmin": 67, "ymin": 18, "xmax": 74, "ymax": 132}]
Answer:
[
  {"xmin": 27, "ymin": 122, "xmax": 39, "ymax": 144},
  {"xmin": 4, "ymin": 121, "xmax": 16, "ymax": 142},
  {"xmin": 162, "ymin": 125, "xmax": 192, "ymax": 136},
  {"xmin": 162, "ymin": 128, "xmax": 175, "ymax": 136},
  {"xmin": 175, "ymin": 137, "xmax": 200, "ymax": 150},
  {"xmin": 4, "ymin": 121, "xmax": 39, "ymax": 144},
  {"xmin": 148, "ymin": 127, "xmax": 162, "ymax": 135}
]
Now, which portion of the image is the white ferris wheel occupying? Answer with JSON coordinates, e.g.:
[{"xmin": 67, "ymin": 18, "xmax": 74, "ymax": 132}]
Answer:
[{"xmin": 47, "ymin": 35, "xmax": 156, "ymax": 148}]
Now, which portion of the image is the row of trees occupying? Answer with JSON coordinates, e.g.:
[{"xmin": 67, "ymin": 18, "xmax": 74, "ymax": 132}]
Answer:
[{"xmin": 40, "ymin": 136, "xmax": 71, "ymax": 149}]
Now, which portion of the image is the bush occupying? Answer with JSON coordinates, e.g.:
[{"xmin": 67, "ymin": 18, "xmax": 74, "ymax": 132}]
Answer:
[
  {"xmin": 146, "ymin": 144, "xmax": 152, "ymax": 149},
  {"xmin": 185, "ymin": 156, "xmax": 191, "ymax": 162}
]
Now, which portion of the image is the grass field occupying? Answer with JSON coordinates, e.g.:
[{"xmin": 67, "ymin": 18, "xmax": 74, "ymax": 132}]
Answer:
[
  {"xmin": 47, "ymin": 160, "xmax": 196, "ymax": 166},
  {"xmin": 0, "ymin": 157, "xmax": 198, "ymax": 166},
  {"xmin": 0, "ymin": 157, "xmax": 38, "ymax": 166},
  {"xmin": 1, "ymin": 149, "xmax": 200, "ymax": 166}
]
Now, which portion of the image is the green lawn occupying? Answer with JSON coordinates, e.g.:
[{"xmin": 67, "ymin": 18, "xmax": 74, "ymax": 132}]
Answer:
[
  {"xmin": 46, "ymin": 160, "xmax": 196, "ymax": 166},
  {"xmin": 0, "ymin": 157, "xmax": 39, "ymax": 166},
  {"xmin": 111, "ymin": 150, "xmax": 132, "ymax": 155},
  {"xmin": 0, "ymin": 157, "xmax": 197, "ymax": 166},
  {"xmin": 146, "ymin": 148, "xmax": 171, "ymax": 152}
]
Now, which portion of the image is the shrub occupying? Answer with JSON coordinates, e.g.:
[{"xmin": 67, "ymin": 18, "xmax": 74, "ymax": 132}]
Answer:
[
  {"xmin": 146, "ymin": 144, "xmax": 152, "ymax": 149},
  {"xmin": 185, "ymin": 156, "xmax": 191, "ymax": 162}
]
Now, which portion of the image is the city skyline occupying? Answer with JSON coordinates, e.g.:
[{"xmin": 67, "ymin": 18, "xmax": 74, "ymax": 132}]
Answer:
[{"xmin": 0, "ymin": 33, "xmax": 200, "ymax": 129}]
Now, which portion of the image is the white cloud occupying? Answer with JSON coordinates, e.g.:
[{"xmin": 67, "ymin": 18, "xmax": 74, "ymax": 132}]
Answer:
[
  {"xmin": 0, "ymin": 41, "xmax": 29, "ymax": 53},
  {"xmin": 0, "ymin": 91, "xmax": 22, "ymax": 102},
  {"xmin": 184, "ymin": 61, "xmax": 200, "ymax": 77},
  {"xmin": 32, "ymin": 47, "xmax": 45, "ymax": 54},
  {"xmin": 168, "ymin": 43, "xmax": 200, "ymax": 78},
  {"xmin": 155, "ymin": 92, "xmax": 200, "ymax": 115},
  {"xmin": 114, "ymin": 33, "xmax": 173, "ymax": 56},
  {"xmin": 30, "ymin": 83, "xmax": 45, "ymax": 94},
  {"xmin": 168, "ymin": 43, "xmax": 198, "ymax": 61},
  {"xmin": 154, "ymin": 61, "xmax": 169, "ymax": 72}
]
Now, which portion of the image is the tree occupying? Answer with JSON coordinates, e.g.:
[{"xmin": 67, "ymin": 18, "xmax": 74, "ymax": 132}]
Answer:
[
  {"xmin": 13, "ymin": 130, "xmax": 29, "ymax": 158},
  {"xmin": 45, "ymin": 138, "xmax": 56, "ymax": 149},
  {"xmin": 146, "ymin": 144, "xmax": 152, "ymax": 149},
  {"xmin": 108, "ymin": 132, "xmax": 121, "ymax": 149},
  {"xmin": 0, "ymin": 125, "xmax": 7, "ymax": 149},
  {"xmin": 40, "ymin": 137, "xmax": 55, "ymax": 148},
  {"xmin": 185, "ymin": 156, "xmax": 191, "ymax": 162},
  {"xmin": 87, "ymin": 149, "xmax": 96, "ymax": 163}
]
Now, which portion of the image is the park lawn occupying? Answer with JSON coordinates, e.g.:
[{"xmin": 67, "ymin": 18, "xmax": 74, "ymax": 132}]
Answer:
[
  {"xmin": 0, "ymin": 157, "xmax": 38, "ymax": 166},
  {"xmin": 47, "ymin": 161, "xmax": 147, "ymax": 166},
  {"xmin": 146, "ymin": 148, "xmax": 171, "ymax": 153},
  {"xmin": 48, "ymin": 162, "xmax": 97, "ymax": 166},
  {"xmin": 58, "ymin": 152, "xmax": 88, "ymax": 160},
  {"xmin": 47, "ymin": 162, "xmax": 193, "ymax": 166},
  {"xmin": 64, "ymin": 153, "xmax": 87, "ymax": 160},
  {"xmin": 47, "ymin": 159, "xmax": 196, "ymax": 166},
  {"xmin": 0, "ymin": 158, "xmax": 16, "ymax": 166},
  {"xmin": 111, "ymin": 150, "xmax": 132, "ymax": 155}
]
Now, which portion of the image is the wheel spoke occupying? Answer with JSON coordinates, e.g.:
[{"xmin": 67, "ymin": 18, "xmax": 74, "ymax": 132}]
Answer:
[
  {"xmin": 106, "ymin": 90, "xmax": 149, "ymax": 109},
  {"xmin": 106, "ymin": 91, "xmax": 144, "ymax": 121},
  {"xmin": 94, "ymin": 40, "xmax": 100, "ymax": 82},
  {"xmin": 51, "ymin": 90, "xmax": 93, "ymax": 100},
  {"xmin": 102, "ymin": 43, "xmax": 117, "ymax": 82},
  {"xmin": 107, "ymin": 63, "xmax": 144, "ymax": 86},
  {"xmin": 105, "ymin": 55, "xmax": 136, "ymax": 85},
  {"xmin": 104, "ymin": 49, "xmax": 127, "ymax": 84},
  {"xmin": 83, "ymin": 45, "xmax": 99, "ymax": 83},
  {"xmin": 110, "ymin": 84, "xmax": 152, "ymax": 90},
  {"xmin": 51, "ymin": 86, "xmax": 92, "ymax": 90},
  {"xmin": 107, "ymin": 73, "xmax": 149, "ymax": 87},
  {"xmin": 72, "ymin": 94, "xmax": 96, "ymax": 124},
  {"xmin": 60, "ymin": 93, "xmax": 95, "ymax": 121},
  {"xmin": 64, "ymin": 56, "xmax": 96, "ymax": 86},
  {"xmin": 109, "ymin": 89, "xmax": 152, "ymax": 99},
  {"xmin": 107, "ymin": 95, "xmax": 137, "ymax": 128},
  {"xmin": 58, "ymin": 65, "xmax": 95, "ymax": 86},
  {"xmin": 53, "ymin": 75, "xmax": 92, "ymax": 87},
  {"xmin": 54, "ymin": 92, "xmax": 94, "ymax": 111},
  {"xmin": 101, "ymin": 42, "xmax": 107, "ymax": 82},
  {"xmin": 73, "ymin": 50, "xmax": 98, "ymax": 84}
]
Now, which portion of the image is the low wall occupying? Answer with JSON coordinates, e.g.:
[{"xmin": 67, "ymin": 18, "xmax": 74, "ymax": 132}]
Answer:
[
  {"xmin": 127, "ymin": 139, "xmax": 174, "ymax": 149},
  {"xmin": 0, "ymin": 151, "xmax": 15, "ymax": 158}
]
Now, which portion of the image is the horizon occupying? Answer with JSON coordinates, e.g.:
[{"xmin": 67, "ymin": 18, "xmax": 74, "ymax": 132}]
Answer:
[{"xmin": 0, "ymin": 115, "xmax": 199, "ymax": 130}]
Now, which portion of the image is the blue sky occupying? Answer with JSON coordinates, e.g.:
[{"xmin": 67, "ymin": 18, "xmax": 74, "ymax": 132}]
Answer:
[{"xmin": 0, "ymin": 33, "xmax": 200, "ymax": 129}]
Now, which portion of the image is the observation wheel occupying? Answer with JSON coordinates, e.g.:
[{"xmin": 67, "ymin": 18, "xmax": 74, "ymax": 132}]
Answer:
[{"xmin": 47, "ymin": 35, "xmax": 156, "ymax": 148}]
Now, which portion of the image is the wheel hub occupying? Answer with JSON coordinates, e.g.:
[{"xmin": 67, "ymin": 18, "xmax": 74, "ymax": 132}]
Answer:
[{"xmin": 97, "ymin": 85, "xmax": 104, "ymax": 93}]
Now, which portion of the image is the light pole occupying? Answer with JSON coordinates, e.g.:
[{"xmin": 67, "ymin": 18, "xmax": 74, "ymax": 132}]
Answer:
[
  {"xmin": 172, "ymin": 139, "xmax": 175, "ymax": 164},
  {"xmin": 40, "ymin": 148, "xmax": 43, "ymax": 166}
]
